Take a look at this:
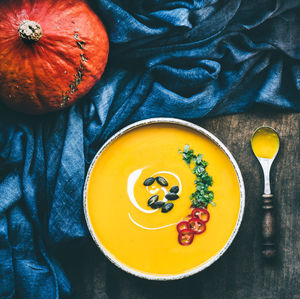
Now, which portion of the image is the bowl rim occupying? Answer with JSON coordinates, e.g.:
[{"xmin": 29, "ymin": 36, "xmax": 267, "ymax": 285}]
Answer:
[{"xmin": 83, "ymin": 117, "xmax": 245, "ymax": 280}]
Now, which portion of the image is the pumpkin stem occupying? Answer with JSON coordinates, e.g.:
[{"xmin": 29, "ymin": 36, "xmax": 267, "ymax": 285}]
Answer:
[{"xmin": 18, "ymin": 20, "xmax": 42, "ymax": 42}]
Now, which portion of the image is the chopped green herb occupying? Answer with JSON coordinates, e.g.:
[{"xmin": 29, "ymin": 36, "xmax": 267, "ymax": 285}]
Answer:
[
  {"xmin": 179, "ymin": 144, "xmax": 214, "ymax": 208},
  {"xmin": 183, "ymin": 144, "xmax": 190, "ymax": 153}
]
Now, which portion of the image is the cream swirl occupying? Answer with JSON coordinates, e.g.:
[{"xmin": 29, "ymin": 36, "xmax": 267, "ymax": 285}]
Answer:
[
  {"xmin": 127, "ymin": 168, "xmax": 182, "ymax": 230},
  {"xmin": 127, "ymin": 168, "xmax": 156, "ymax": 214}
]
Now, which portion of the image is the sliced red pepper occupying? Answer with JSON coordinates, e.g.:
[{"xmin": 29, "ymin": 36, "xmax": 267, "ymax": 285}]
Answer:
[
  {"xmin": 178, "ymin": 229, "xmax": 194, "ymax": 245},
  {"xmin": 176, "ymin": 221, "xmax": 189, "ymax": 233},
  {"xmin": 191, "ymin": 208, "xmax": 210, "ymax": 223},
  {"xmin": 188, "ymin": 218, "xmax": 206, "ymax": 234}
]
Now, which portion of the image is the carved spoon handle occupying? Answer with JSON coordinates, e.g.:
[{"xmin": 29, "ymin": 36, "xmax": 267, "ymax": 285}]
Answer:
[{"xmin": 262, "ymin": 194, "xmax": 276, "ymax": 258}]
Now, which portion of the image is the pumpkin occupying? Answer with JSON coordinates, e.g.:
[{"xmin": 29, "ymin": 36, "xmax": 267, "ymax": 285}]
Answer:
[{"xmin": 0, "ymin": 0, "xmax": 109, "ymax": 114}]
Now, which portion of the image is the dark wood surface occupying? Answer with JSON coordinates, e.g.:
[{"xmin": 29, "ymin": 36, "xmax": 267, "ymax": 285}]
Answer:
[{"xmin": 61, "ymin": 111, "xmax": 300, "ymax": 299}]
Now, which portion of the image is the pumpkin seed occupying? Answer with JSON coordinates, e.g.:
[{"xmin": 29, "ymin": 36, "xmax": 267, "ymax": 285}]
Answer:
[
  {"xmin": 147, "ymin": 195, "xmax": 159, "ymax": 206},
  {"xmin": 150, "ymin": 201, "xmax": 165, "ymax": 209},
  {"xmin": 156, "ymin": 176, "xmax": 168, "ymax": 186},
  {"xmin": 143, "ymin": 177, "xmax": 155, "ymax": 186},
  {"xmin": 170, "ymin": 186, "xmax": 179, "ymax": 193},
  {"xmin": 165, "ymin": 193, "xmax": 179, "ymax": 201},
  {"xmin": 161, "ymin": 202, "xmax": 174, "ymax": 213}
]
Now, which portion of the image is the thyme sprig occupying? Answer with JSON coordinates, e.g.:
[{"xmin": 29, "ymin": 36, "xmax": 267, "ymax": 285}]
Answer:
[{"xmin": 179, "ymin": 144, "xmax": 215, "ymax": 208}]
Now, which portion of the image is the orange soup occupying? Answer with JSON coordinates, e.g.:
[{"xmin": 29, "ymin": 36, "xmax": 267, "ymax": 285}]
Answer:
[
  {"xmin": 251, "ymin": 127, "xmax": 279, "ymax": 159},
  {"xmin": 86, "ymin": 123, "xmax": 242, "ymax": 277}
]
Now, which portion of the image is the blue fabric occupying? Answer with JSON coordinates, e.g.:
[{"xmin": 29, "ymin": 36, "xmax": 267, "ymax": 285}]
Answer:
[{"xmin": 0, "ymin": 0, "xmax": 299, "ymax": 297}]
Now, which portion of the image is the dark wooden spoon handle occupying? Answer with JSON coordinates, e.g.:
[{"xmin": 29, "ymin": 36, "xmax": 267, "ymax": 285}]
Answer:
[{"xmin": 262, "ymin": 194, "xmax": 276, "ymax": 258}]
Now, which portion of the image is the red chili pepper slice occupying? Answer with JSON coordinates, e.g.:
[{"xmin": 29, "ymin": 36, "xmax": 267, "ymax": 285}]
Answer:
[
  {"xmin": 191, "ymin": 208, "xmax": 210, "ymax": 223},
  {"xmin": 188, "ymin": 218, "xmax": 206, "ymax": 234},
  {"xmin": 178, "ymin": 229, "xmax": 194, "ymax": 245},
  {"xmin": 176, "ymin": 221, "xmax": 189, "ymax": 233}
]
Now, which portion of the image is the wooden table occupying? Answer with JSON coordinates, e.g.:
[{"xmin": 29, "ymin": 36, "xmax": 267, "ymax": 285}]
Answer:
[{"xmin": 61, "ymin": 110, "xmax": 299, "ymax": 299}]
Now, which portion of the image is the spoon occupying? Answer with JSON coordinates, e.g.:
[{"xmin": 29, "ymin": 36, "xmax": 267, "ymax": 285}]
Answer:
[{"xmin": 251, "ymin": 126, "xmax": 280, "ymax": 258}]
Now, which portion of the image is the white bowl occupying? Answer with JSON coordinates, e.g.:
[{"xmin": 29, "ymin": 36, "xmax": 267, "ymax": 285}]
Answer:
[{"xmin": 83, "ymin": 118, "xmax": 245, "ymax": 280}]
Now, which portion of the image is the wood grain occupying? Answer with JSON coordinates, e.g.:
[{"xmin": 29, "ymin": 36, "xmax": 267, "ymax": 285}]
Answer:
[{"xmin": 61, "ymin": 110, "xmax": 300, "ymax": 299}]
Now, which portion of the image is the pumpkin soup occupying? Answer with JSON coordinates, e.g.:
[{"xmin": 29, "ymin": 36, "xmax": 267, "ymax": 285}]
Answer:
[
  {"xmin": 251, "ymin": 127, "xmax": 279, "ymax": 159},
  {"xmin": 86, "ymin": 123, "xmax": 242, "ymax": 277}
]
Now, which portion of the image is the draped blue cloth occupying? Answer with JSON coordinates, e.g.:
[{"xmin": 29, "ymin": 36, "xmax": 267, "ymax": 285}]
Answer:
[{"xmin": 0, "ymin": 0, "xmax": 299, "ymax": 297}]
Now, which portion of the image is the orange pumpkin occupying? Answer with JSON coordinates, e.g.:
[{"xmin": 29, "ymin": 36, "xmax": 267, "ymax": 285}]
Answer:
[{"xmin": 0, "ymin": 0, "xmax": 109, "ymax": 114}]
